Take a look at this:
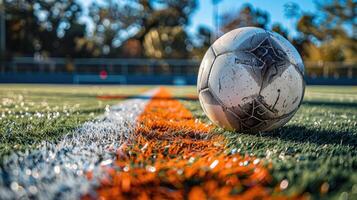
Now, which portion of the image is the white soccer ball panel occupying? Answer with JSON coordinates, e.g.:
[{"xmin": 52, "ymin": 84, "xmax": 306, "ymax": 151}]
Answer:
[
  {"xmin": 198, "ymin": 89, "xmax": 233, "ymax": 130},
  {"xmin": 212, "ymin": 27, "xmax": 265, "ymax": 55},
  {"xmin": 260, "ymin": 65, "xmax": 304, "ymax": 116},
  {"xmin": 197, "ymin": 47, "xmax": 216, "ymax": 91},
  {"xmin": 208, "ymin": 52, "xmax": 261, "ymax": 108}
]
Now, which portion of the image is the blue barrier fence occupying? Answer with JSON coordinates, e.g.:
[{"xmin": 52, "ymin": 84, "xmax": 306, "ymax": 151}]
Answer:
[
  {"xmin": 1, "ymin": 57, "xmax": 356, "ymax": 85},
  {"xmin": 0, "ymin": 73, "xmax": 356, "ymax": 85}
]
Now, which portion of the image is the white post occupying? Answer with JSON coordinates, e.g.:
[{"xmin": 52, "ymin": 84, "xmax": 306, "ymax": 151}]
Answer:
[
  {"xmin": 347, "ymin": 64, "xmax": 353, "ymax": 79},
  {"xmin": 0, "ymin": 0, "xmax": 4, "ymax": 51},
  {"xmin": 0, "ymin": 0, "xmax": 5, "ymax": 62},
  {"xmin": 211, "ymin": 0, "xmax": 221, "ymax": 44}
]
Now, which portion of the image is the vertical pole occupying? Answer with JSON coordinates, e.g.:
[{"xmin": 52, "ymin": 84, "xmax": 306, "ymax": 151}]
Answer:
[
  {"xmin": 347, "ymin": 64, "xmax": 353, "ymax": 79},
  {"xmin": 211, "ymin": 0, "xmax": 221, "ymax": 44},
  {"xmin": 0, "ymin": 0, "xmax": 5, "ymax": 70},
  {"xmin": 122, "ymin": 64, "xmax": 128, "ymax": 76},
  {"xmin": 321, "ymin": 61, "xmax": 329, "ymax": 78}
]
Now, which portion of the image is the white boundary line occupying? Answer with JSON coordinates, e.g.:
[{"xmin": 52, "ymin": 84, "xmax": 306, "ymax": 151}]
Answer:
[{"xmin": 0, "ymin": 88, "xmax": 158, "ymax": 200}]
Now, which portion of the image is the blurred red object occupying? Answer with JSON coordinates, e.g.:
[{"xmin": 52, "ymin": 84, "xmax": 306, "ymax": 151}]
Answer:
[{"xmin": 99, "ymin": 70, "xmax": 108, "ymax": 80}]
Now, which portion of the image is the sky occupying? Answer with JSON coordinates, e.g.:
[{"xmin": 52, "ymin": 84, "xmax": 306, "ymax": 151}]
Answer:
[
  {"xmin": 79, "ymin": 0, "xmax": 317, "ymax": 38},
  {"xmin": 188, "ymin": 0, "xmax": 316, "ymax": 36}
]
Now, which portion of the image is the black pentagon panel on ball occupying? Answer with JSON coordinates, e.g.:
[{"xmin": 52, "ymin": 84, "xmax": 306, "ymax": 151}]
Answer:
[
  {"xmin": 245, "ymin": 37, "xmax": 290, "ymax": 91},
  {"xmin": 236, "ymin": 32, "xmax": 270, "ymax": 52},
  {"xmin": 242, "ymin": 116, "xmax": 264, "ymax": 129},
  {"xmin": 228, "ymin": 95, "xmax": 278, "ymax": 131},
  {"xmin": 197, "ymin": 47, "xmax": 216, "ymax": 92},
  {"xmin": 269, "ymin": 31, "xmax": 305, "ymax": 75}
]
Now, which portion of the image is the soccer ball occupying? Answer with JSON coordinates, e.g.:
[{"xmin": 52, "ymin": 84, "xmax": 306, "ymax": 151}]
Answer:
[{"xmin": 197, "ymin": 27, "xmax": 305, "ymax": 132}]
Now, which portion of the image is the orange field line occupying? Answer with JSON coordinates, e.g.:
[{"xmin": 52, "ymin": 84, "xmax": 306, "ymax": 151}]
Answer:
[{"xmin": 84, "ymin": 87, "xmax": 287, "ymax": 200}]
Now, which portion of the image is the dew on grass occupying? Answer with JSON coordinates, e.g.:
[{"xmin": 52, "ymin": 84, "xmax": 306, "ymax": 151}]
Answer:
[
  {"xmin": 72, "ymin": 164, "xmax": 78, "ymax": 170},
  {"xmin": 54, "ymin": 166, "xmax": 61, "ymax": 174},
  {"xmin": 32, "ymin": 171, "xmax": 39, "ymax": 179},
  {"xmin": 177, "ymin": 169, "xmax": 183, "ymax": 175},
  {"xmin": 225, "ymin": 162, "xmax": 232, "ymax": 168},
  {"xmin": 25, "ymin": 169, "xmax": 31, "ymax": 176},
  {"xmin": 29, "ymin": 186, "xmax": 38, "ymax": 194},
  {"xmin": 209, "ymin": 160, "xmax": 219, "ymax": 169},
  {"xmin": 188, "ymin": 157, "xmax": 195, "ymax": 163},
  {"xmin": 123, "ymin": 165, "xmax": 130, "ymax": 172},
  {"xmin": 240, "ymin": 160, "xmax": 249, "ymax": 166},
  {"xmin": 253, "ymin": 159, "xmax": 260, "ymax": 165},
  {"xmin": 100, "ymin": 159, "xmax": 113, "ymax": 166},
  {"xmin": 10, "ymin": 182, "xmax": 19, "ymax": 191},
  {"xmin": 146, "ymin": 165, "xmax": 156, "ymax": 173},
  {"xmin": 280, "ymin": 179, "xmax": 289, "ymax": 190}
]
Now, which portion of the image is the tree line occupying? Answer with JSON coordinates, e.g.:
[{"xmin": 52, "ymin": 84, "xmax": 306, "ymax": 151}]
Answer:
[{"xmin": 1, "ymin": 0, "xmax": 356, "ymax": 62}]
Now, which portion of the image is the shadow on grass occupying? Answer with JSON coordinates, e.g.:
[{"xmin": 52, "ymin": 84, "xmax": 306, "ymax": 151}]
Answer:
[{"xmin": 260, "ymin": 125, "xmax": 357, "ymax": 147}]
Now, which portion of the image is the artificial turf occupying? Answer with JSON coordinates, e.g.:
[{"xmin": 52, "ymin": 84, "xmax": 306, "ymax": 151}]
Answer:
[
  {"xmin": 0, "ymin": 84, "xmax": 356, "ymax": 199},
  {"xmin": 181, "ymin": 86, "xmax": 357, "ymax": 199},
  {"xmin": 0, "ymin": 84, "xmax": 151, "ymax": 159}
]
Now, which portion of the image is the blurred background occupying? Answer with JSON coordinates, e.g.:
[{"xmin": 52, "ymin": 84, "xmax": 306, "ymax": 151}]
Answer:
[{"xmin": 0, "ymin": 0, "xmax": 356, "ymax": 85}]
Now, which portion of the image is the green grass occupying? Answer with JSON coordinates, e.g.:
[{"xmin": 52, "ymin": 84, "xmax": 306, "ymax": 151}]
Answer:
[
  {"xmin": 0, "ymin": 84, "xmax": 151, "ymax": 159},
  {"xmin": 0, "ymin": 84, "xmax": 356, "ymax": 199},
  {"xmin": 181, "ymin": 86, "xmax": 357, "ymax": 200}
]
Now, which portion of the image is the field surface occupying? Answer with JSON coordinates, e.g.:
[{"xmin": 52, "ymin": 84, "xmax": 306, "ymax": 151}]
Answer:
[
  {"xmin": 0, "ymin": 84, "xmax": 356, "ymax": 199},
  {"xmin": 0, "ymin": 85, "xmax": 151, "ymax": 158}
]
